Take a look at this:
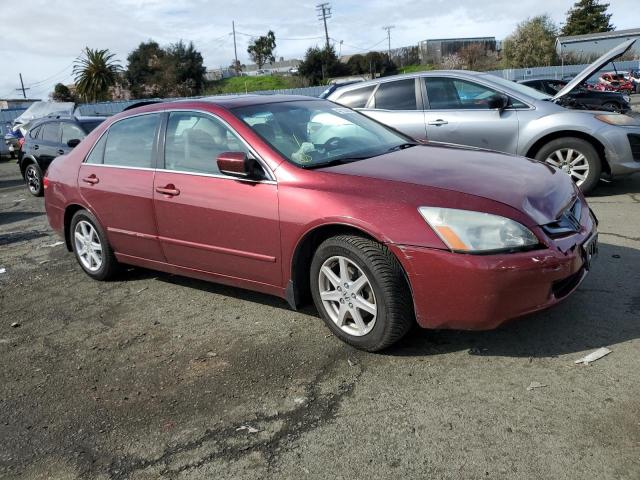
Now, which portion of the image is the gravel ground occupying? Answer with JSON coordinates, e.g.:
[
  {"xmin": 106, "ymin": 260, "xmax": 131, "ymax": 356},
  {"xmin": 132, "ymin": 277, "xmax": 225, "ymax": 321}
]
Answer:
[{"xmin": 0, "ymin": 155, "xmax": 639, "ymax": 480}]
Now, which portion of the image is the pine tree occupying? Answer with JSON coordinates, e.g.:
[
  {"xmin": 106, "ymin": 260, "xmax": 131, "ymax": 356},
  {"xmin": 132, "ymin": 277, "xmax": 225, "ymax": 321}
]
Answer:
[{"xmin": 561, "ymin": 0, "xmax": 614, "ymax": 36}]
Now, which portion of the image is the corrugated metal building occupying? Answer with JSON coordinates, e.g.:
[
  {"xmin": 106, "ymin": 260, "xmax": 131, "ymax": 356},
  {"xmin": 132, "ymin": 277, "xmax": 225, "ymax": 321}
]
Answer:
[
  {"xmin": 419, "ymin": 37, "xmax": 496, "ymax": 64},
  {"xmin": 556, "ymin": 28, "xmax": 640, "ymax": 61}
]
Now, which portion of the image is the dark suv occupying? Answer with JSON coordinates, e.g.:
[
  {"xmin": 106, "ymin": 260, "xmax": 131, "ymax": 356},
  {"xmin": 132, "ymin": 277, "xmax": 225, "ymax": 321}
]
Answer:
[{"xmin": 19, "ymin": 115, "xmax": 105, "ymax": 196}]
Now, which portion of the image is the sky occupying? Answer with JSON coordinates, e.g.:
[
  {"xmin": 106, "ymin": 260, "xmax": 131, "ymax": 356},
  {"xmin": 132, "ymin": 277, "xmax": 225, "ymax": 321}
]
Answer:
[{"xmin": 0, "ymin": 0, "xmax": 638, "ymax": 100}]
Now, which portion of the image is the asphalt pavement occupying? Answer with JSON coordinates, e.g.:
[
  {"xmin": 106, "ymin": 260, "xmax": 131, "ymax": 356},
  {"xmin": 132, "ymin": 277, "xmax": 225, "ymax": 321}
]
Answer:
[{"xmin": 0, "ymin": 153, "xmax": 639, "ymax": 479}]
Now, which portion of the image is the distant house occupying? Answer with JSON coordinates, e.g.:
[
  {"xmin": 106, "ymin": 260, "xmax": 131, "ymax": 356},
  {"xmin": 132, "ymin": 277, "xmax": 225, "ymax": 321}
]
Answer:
[
  {"xmin": 0, "ymin": 98, "xmax": 40, "ymax": 110},
  {"xmin": 418, "ymin": 37, "xmax": 497, "ymax": 64},
  {"xmin": 556, "ymin": 28, "xmax": 640, "ymax": 62}
]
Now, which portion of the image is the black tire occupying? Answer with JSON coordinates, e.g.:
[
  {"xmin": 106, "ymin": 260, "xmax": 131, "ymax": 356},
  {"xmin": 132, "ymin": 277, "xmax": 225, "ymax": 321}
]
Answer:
[
  {"xmin": 534, "ymin": 137, "xmax": 602, "ymax": 195},
  {"xmin": 24, "ymin": 162, "xmax": 43, "ymax": 197},
  {"xmin": 70, "ymin": 209, "xmax": 119, "ymax": 281},
  {"xmin": 601, "ymin": 101, "xmax": 620, "ymax": 112},
  {"xmin": 310, "ymin": 235, "xmax": 413, "ymax": 352}
]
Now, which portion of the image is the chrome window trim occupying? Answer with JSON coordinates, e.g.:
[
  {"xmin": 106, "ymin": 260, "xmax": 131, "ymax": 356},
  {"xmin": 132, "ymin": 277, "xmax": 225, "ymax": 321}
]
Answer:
[{"xmin": 82, "ymin": 109, "xmax": 277, "ymax": 184}]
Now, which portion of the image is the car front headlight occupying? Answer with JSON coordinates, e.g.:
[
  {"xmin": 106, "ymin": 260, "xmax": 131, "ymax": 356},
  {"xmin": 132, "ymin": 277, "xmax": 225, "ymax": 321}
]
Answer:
[
  {"xmin": 594, "ymin": 113, "xmax": 640, "ymax": 126},
  {"xmin": 623, "ymin": 95, "xmax": 631, "ymax": 103},
  {"xmin": 418, "ymin": 207, "xmax": 539, "ymax": 253}
]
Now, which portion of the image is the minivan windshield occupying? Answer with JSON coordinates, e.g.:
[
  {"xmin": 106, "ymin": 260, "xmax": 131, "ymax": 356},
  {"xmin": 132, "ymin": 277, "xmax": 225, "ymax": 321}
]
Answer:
[
  {"xmin": 233, "ymin": 100, "xmax": 415, "ymax": 168},
  {"xmin": 480, "ymin": 74, "xmax": 551, "ymax": 101}
]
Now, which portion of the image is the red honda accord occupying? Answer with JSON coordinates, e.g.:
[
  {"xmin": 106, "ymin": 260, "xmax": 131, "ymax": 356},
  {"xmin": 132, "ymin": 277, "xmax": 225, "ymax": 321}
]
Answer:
[{"xmin": 44, "ymin": 95, "xmax": 598, "ymax": 351}]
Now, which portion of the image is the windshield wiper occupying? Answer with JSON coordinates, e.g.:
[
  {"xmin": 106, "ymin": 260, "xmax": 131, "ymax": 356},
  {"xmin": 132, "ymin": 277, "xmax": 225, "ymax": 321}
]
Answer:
[
  {"xmin": 386, "ymin": 142, "xmax": 419, "ymax": 152},
  {"xmin": 301, "ymin": 156, "xmax": 370, "ymax": 169}
]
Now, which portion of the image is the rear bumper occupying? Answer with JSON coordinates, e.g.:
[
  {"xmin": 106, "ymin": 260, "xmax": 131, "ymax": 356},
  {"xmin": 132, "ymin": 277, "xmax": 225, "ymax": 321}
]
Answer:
[
  {"xmin": 598, "ymin": 126, "xmax": 640, "ymax": 176},
  {"xmin": 391, "ymin": 241, "xmax": 591, "ymax": 330}
]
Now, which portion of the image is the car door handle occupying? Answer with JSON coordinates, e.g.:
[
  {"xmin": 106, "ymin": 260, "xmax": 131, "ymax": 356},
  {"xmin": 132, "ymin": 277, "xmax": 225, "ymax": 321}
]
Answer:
[
  {"xmin": 156, "ymin": 184, "xmax": 180, "ymax": 196},
  {"xmin": 82, "ymin": 174, "xmax": 99, "ymax": 185},
  {"xmin": 427, "ymin": 119, "xmax": 449, "ymax": 126},
  {"xmin": 57, "ymin": 149, "xmax": 65, "ymax": 155},
  {"xmin": 33, "ymin": 145, "xmax": 39, "ymax": 150}
]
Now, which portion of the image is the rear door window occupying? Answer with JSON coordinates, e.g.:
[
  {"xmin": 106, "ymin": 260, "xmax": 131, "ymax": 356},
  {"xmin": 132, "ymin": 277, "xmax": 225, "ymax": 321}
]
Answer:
[
  {"xmin": 103, "ymin": 114, "xmax": 160, "ymax": 168},
  {"xmin": 61, "ymin": 123, "xmax": 86, "ymax": 144},
  {"xmin": 335, "ymin": 85, "xmax": 375, "ymax": 108},
  {"xmin": 372, "ymin": 79, "xmax": 418, "ymax": 110},
  {"xmin": 41, "ymin": 122, "xmax": 61, "ymax": 143}
]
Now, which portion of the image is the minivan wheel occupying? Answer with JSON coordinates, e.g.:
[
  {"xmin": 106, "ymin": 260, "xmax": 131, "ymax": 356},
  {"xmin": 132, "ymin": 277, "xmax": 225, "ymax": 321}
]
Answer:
[
  {"xmin": 70, "ymin": 210, "xmax": 118, "ymax": 280},
  {"xmin": 24, "ymin": 163, "xmax": 44, "ymax": 197},
  {"xmin": 535, "ymin": 137, "xmax": 601, "ymax": 194},
  {"xmin": 310, "ymin": 235, "xmax": 413, "ymax": 352}
]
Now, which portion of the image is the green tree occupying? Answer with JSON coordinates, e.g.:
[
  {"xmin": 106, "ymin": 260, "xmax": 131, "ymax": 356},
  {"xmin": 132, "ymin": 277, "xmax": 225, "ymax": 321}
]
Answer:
[
  {"xmin": 166, "ymin": 40, "xmax": 206, "ymax": 96},
  {"xmin": 561, "ymin": 0, "xmax": 614, "ymax": 36},
  {"xmin": 126, "ymin": 41, "xmax": 167, "ymax": 98},
  {"xmin": 299, "ymin": 45, "xmax": 349, "ymax": 85},
  {"xmin": 502, "ymin": 16, "xmax": 559, "ymax": 68},
  {"xmin": 50, "ymin": 83, "xmax": 76, "ymax": 102},
  {"xmin": 347, "ymin": 51, "xmax": 396, "ymax": 77},
  {"xmin": 73, "ymin": 48, "xmax": 123, "ymax": 102},
  {"xmin": 247, "ymin": 31, "xmax": 276, "ymax": 69}
]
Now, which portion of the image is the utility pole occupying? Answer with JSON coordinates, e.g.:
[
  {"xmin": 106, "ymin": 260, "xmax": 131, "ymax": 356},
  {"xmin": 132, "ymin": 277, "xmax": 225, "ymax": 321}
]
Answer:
[
  {"xmin": 232, "ymin": 21, "xmax": 238, "ymax": 72},
  {"xmin": 383, "ymin": 25, "xmax": 395, "ymax": 60},
  {"xmin": 316, "ymin": 3, "xmax": 332, "ymax": 50},
  {"xmin": 16, "ymin": 73, "xmax": 29, "ymax": 99}
]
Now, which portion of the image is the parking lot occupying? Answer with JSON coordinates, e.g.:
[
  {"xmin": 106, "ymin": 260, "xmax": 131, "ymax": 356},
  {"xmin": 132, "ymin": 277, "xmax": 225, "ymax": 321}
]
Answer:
[{"xmin": 0, "ymin": 153, "xmax": 639, "ymax": 479}]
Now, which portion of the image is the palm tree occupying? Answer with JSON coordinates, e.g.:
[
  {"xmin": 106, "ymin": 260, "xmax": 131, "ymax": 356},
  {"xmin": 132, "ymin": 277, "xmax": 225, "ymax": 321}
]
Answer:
[{"xmin": 73, "ymin": 48, "xmax": 123, "ymax": 103}]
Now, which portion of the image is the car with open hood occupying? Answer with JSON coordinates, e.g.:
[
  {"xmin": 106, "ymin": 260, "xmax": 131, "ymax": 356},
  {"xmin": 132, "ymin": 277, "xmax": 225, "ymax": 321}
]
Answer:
[
  {"xmin": 44, "ymin": 95, "xmax": 597, "ymax": 351},
  {"xmin": 327, "ymin": 39, "xmax": 640, "ymax": 194}
]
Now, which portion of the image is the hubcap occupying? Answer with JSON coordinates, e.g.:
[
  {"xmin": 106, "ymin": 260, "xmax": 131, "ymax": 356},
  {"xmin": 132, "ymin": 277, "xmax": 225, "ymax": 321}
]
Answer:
[
  {"xmin": 318, "ymin": 256, "xmax": 377, "ymax": 337},
  {"xmin": 74, "ymin": 220, "xmax": 103, "ymax": 272},
  {"xmin": 545, "ymin": 148, "xmax": 589, "ymax": 186},
  {"xmin": 25, "ymin": 166, "xmax": 40, "ymax": 193}
]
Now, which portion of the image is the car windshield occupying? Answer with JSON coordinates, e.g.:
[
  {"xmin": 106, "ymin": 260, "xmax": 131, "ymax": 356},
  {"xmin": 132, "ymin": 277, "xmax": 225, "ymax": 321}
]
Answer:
[
  {"xmin": 232, "ymin": 100, "xmax": 414, "ymax": 168},
  {"xmin": 480, "ymin": 74, "xmax": 551, "ymax": 100}
]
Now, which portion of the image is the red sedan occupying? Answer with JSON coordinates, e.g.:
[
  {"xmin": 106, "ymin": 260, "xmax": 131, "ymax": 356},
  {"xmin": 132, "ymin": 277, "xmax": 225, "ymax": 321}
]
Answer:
[{"xmin": 44, "ymin": 96, "xmax": 598, "ymax": 351}]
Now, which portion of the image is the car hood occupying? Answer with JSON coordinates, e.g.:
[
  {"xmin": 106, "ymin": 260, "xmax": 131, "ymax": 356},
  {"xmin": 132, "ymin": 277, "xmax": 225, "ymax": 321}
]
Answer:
[
  {"xmin": 553, "ymin": 38, "xmax": 636, "ymax": 100},
  {"xmin": 320, "ymin": 144, "xmax": 576, "ymax": 225}
]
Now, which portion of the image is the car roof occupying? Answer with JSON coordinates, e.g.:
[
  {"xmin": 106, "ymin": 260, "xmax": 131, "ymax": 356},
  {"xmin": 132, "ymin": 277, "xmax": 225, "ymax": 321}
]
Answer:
[
  {"xmin": 327, "ymin": 70, "xmax": 486, "ymax": 96},
  {"xmin": 176, "ymin": 94, "xmax": 323, "ymax": 108}
]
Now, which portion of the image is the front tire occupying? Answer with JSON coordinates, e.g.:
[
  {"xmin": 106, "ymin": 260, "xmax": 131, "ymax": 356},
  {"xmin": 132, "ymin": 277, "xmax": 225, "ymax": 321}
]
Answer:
[
  {"xmin": 601, "ymin": 101, "xmax": 621, "ymax": 112},
  {"xmin": 70, "ymin": 210, "xmax": 119, "ymax": 280},
  {"xmin": 310, "ymin": 235, "xmax": 413, "ymax": 352},
  {"xmin": 24, "ymin": 163, "xmax": 43, "ymax": 197},
  {"xmin": 535, "ymin": 137, "xmax": 602, "ymax": 194}
]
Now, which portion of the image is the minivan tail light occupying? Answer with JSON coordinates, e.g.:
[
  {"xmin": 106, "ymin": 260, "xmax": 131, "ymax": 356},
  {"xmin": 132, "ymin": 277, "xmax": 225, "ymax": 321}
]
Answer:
[{"xmin": 43, "ymin": 176, "xmax": 49, "ymax": 190}]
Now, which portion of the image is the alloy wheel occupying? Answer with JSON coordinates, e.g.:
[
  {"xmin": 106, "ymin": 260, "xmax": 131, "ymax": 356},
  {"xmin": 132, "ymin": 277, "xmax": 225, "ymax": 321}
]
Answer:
[
  {"xmin": 74, "ymin": 220, "xmax": 103, "ymax": 272},
  {"xmin": 25, "ymin": 166, "xmax": 40, "ymax": 194},
  {"xmin": 318, "ymin": 255, "xmax": 377, "ymax": 337},
  {"xmin": 545, "ymin": 148, "xmax": 590, "ymax": 186}
]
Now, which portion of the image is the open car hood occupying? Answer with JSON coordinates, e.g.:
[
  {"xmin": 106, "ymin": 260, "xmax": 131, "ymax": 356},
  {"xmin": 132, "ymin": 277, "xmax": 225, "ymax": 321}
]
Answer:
[{"xmin": 553, "ymin": 38, "xmax": 636, "ymax": 100}]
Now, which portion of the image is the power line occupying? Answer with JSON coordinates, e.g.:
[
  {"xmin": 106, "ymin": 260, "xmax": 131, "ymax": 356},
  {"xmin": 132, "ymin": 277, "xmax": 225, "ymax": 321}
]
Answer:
[
  {"xmin": 16, "ymin": 74, "xmax": 30, "ymax": 99},
  {"xmin": 316, "ymin": 2, "xmax": 332, "ymax": 50},
  {"xmin": 235, "ymin": 30, "xmax": 324, "ymax": 41}
]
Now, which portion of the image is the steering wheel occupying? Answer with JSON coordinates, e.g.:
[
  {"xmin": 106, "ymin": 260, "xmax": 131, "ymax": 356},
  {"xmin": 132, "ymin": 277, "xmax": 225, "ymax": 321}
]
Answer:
[{"xmin": 322, "ymin": 136, "xmax": 346, "ymax": 152}]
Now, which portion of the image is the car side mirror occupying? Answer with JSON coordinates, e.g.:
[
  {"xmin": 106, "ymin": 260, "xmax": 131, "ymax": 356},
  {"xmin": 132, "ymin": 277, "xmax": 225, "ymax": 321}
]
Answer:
[
  {"xmin": 67, "ymin": 139, "xmax": 81, "ymax": 148},
  {"xmin": 488, "ymin": 94, "xmax": 510, "ymax": 112},
  {"xmin": 217, "ymin": 151, "xmax": 263, "ymax": 180}
]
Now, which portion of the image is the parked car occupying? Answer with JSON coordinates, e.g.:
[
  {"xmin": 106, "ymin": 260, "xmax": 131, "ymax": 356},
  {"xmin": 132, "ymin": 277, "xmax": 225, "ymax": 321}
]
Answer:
[
  {"xmin": 19, "ymin": 115, "xmax": 105, "ymax": 196},
  {"xmin": 519, "ymin": 78, "xmax": 631, "ymax": 113},
  {"xmin": 3, "ymin": 123, "xmax": 23, "ymax": 159},
  {"xmin": 327, "ymin": 39, "xmax": 640, "ymax": 194},
  {"xmin": 44, "ymin": 96, "xmax": 597, "ymax": 351},
  {"xmin": 596, "ymin": 72, "xmax": 635, "ymax": 94}
]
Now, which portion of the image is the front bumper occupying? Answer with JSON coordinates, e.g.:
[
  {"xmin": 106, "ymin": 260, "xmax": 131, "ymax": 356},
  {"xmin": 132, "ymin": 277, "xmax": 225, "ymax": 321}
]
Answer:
[{"xmin": 390, "ymin": 229, "xmax": 596, "ymax": 331}]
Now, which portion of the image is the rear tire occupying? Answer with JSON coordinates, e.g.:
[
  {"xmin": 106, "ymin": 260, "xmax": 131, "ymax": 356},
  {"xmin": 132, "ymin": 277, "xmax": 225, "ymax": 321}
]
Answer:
[
  {"xmin": 24, "ymin": 163, "xmax": 43, "ymax": 197},
  {"xmin": 70, "ymin": 210, "xmax": 119, "ymax": 280},
  {"xmin": 601, "ymin": 101, "xmax": 621, "ymax": 112},
  {"xmin": 535, "ymin": 137, "xmax": 602, "ymax": 194},
  {"xmin": 310, "ymin": 235, "xmax": 414, "ymax": 352}
]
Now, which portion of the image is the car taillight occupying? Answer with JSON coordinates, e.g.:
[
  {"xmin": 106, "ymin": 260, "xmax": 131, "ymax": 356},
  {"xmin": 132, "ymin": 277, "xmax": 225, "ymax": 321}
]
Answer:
[
  {"xmin": 18, "ymin": 138, "xmax": 25, "ymax": 148},
  {"xmin": 43, "ymin": 176, "xmax": 49, "ymax": 190}
]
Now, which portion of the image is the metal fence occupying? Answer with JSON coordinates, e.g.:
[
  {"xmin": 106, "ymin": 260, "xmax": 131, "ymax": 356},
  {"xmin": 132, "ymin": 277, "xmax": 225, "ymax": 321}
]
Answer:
[{"xmin": 486, "ymin": 59, "xmax": 640, "ymax": 82}]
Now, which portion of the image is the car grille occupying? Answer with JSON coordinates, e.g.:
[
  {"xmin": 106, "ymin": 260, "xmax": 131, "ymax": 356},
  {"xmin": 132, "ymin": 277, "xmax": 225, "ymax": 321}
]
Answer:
[
  {"xmin": 541, "ymin": 198, "xmax": 582, "ymax": 238},
  {"xmin": 628, "ymin": 134, "xmax": 640, "ymax": 162},
  {"xmin": 552, "ymin": 268, "xmax": 585, "ymax": 299}
]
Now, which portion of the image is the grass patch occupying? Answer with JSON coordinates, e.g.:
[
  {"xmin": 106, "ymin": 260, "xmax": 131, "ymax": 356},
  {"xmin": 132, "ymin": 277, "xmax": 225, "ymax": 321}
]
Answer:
[
  {"xmin": 397, "ymin": 64, "xmax": 435, "ymax": 74},
  {"xmin": 205, "ymin": 75, "xmax": 304, "ymax": 95}
]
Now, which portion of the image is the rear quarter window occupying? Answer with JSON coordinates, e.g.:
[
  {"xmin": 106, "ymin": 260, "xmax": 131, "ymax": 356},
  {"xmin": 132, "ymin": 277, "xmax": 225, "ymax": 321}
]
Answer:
[{"xmin": 334, "ymin": 85, "xmax": 376, "ymax": 108}]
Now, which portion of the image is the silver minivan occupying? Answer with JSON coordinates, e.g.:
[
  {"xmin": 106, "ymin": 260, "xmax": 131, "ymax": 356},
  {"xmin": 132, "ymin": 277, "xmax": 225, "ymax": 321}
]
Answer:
[{"xmin": 328, "ymin": 40, "xmax": 640, "ymax": 193}]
